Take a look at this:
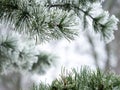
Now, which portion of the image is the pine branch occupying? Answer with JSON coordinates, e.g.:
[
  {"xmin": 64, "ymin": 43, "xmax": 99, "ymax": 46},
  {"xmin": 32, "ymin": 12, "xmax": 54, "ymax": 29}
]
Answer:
[
  {"xmin": 31, "ymin": 53, "xmax": 55, "ymax": 74},
  {"xmin": 0, "ymin": 0, "xmax": 118, "ymax": 42},
  {"xmin": 0, "ymin": 27, "xmax": 54, "ymax": 73},
  {"xmin": 0, "ymin": 0, "xmax": 79, "ymax": 42},
  {"xmin": 33, "ymin": 67, "xmax": 120, "ymax": 90},
  {"xmin": 48, "ymin": 4, "xmax": 104, "ymax": 33},
  {"xmin": 47, "ymin": 0, "xmax": 118, "ymax": 42}
]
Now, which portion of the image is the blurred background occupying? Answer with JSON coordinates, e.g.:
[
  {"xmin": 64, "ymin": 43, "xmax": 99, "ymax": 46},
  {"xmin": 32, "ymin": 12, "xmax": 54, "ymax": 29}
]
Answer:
[{"xmin": 0, "ymin": 0, "xmax": 120, "ymax": 90}]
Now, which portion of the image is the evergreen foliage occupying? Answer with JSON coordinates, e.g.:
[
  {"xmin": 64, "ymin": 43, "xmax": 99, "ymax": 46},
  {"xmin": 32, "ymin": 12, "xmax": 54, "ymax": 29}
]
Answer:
[
  {"xmin": 0, "ymin": 0, "xmax": 118, "ymax": 42},
  {"xmin": 0, "ymin": 26, "xmax": 54, "ymax": 74},
  {"xmin": 0, "ymin": 0, "xmax": 119, "ymax": 72},
  {"xmin": 0, "ymin": 0, "xmax": 119, "ymax": 89},
  {"xmin": 32, "ymin": 67, "xmax": 120, "ymax": 90}
]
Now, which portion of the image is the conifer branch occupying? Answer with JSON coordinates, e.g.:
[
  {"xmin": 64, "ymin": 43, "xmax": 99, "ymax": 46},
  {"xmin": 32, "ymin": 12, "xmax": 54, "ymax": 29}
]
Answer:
[
  {"xmin": 0, "ymin": 0, "xmax": 118, "ymax": 42},
  {"xmin": 46, "ymin": 0, "xmax": 118, "ymax": 42},
  {"xmin": 48, "ymin": 3, "xmax": 110, "ymax": 38}
]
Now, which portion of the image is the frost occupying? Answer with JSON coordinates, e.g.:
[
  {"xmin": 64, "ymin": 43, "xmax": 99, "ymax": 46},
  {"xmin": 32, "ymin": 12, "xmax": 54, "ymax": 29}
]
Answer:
[
  {"xmin": 87, "ymin": 2, "xmax": 119, "ymax": 43},
  {"xmin": 0, "ymin": 25, "xmax": 38, "ymax": 73},
  {"xmin": 104, "ymin": 15, "xmax": 119, "ymax": 43},
  {"xmin": 108, "ymin": 15, "xmax": 119, "ymax": 30},
  {"xmin": 89, "ymin": 3, "xmax": 103, "ymax": 18}
]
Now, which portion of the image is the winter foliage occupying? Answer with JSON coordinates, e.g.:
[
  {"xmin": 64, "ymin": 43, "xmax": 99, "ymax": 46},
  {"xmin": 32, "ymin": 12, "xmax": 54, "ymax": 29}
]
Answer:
[
  {"xmin": 0, "ymin": 25, "xmax": 54, "ymax": 74},
  {"xmin": 0, "ymin": 0, "xmax": 119, "ymax": 90},
  {"xmin": 33, "ymin": 67, "xmax": 120, "ymax": 90},
  {"xmin": 0, "ymin": 0, "xmax": 119, "ymax": 79},
  {"xmin": 0, "ymin": 0, "xmax": 118, "ymax": 43}
]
